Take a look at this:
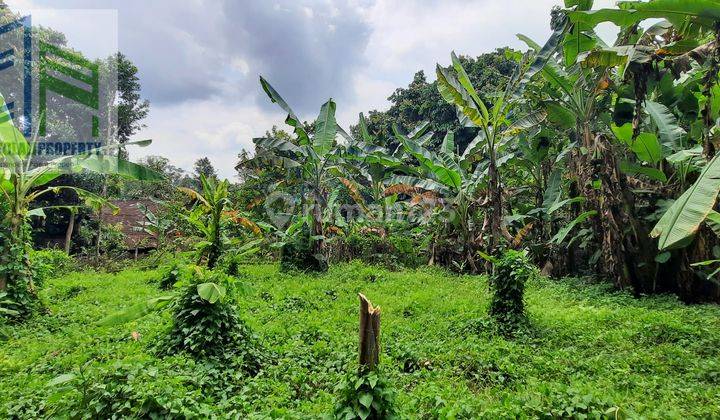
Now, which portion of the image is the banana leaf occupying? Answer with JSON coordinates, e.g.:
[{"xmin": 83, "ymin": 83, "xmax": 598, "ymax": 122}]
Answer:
[{"xmin": 652, "ymin": 153, "xmax": 720, "ymax": 250}]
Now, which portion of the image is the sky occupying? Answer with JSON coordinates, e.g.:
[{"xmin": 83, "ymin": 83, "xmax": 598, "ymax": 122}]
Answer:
[{"xmin": 5, "ymin": 0, "xmax": 616, "ymax": 179}]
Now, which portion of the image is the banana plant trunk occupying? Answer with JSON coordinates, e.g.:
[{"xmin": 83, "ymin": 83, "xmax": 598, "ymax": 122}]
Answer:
[
  {"xmin": 64, "ymin": 210, "xmax": 76, "ymax": 255},
  {"xmin": 488, "ymin": 151, "xmax": 503, "ymax": 254},
  {"xmin": 576, "ymin": 124, "xmax": 636, "ymax": 290},
  {"xmin": 311, "ymin": 189, "xmax": 325, "ymax": 260},
  {"xmin": 206, "ymin": 206, "xmax": 223, "ymax": 269}
]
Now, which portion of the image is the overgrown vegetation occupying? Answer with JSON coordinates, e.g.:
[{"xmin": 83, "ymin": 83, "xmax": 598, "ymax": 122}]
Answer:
[
  {"xmin": 3, "ymin": 0, "xmax": 720, "ymax": 417},
  {"xmin": 2, "ymin": 262, "xmax": 720, "ymax": 417},
  {"xmin": 486, "ymin": 249, "xmax": 534, "ymax": 333}
]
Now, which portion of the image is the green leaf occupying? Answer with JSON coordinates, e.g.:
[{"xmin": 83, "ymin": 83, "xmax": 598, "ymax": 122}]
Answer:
[
  {"xmin": 551, "ymin": 210, "xmax": 597, "ymax": 245},
  {"xmin": 397, "ymin": 132, "xmax": 462, "ymax": 190},
  {"xmin": 705, "ymin": 210, "xmax": 720, "ymax": 237},
  {"xmin": 254, "ymin": 136, "xmax": 301, "ymax": 154},
  {"xmin": 461, "ymin": 131, "xmax": 487, "ymax": 161},
  {"xmin": 0, "ymin": 93, "xmax": 30, "ymax": 161},
  {"xmin": 385, "ymin": 175, "xmax": 451, "ymax": 196},
  {"xmin": 577, "ymin": 46, "xmax": 653, "ymax": 70},
  {"xmin": 436, "ymin": 64, "xmax": 485, "ymax": 127},
  {"xmin": 312, "ymin": 99, "xmax": 337, "ymax": 156},
  {"xmin": 544, "ymin": 102, "xmax": 576, "ymax": 129},
  {"xmin": 547, "ymin": 197, "xmax": 586, "ymax": 214},
  {"xmin": 408, "ymin": 121, "xmax": 431, "ymax": 140},
  {"xmin": 619, "ymin": 161, "xmax": 667, "ymax": 183},
  {"xmin": 503, "ymin": 110, "xmax": 547, "ymax": 137},
  {"xmin": 611, "ymin": 123, "xmax": 633, "ymax": 143},
  {"xmin": 629, "ymin": 133, "xmax": 662, "ymax": 164},
  {"xmin": 359, "ymin": 393, "xmax": 373, "ymax": 408},
  {"xmin": 358, "ymin": 113, "xmax": 374, "ymax": 143},
  {"xmin": 46, "ymin": 373, "xmax": 76, "ymax": 387},
  {"xmin": 259, "ymin": 76, "xmax": 310, "ymax": 144},
  {"xmin": 666, "ymin": 145, "xmax": 703, "ymax": 165},
  {"xmin": 652, "ymin": 153, "xmax": 720, "ymax": 250},
  {"xmin": 655, "ymin": 251, "xmax": 671, "ymax": 264},
  {"xmin": 43, "ymin": 153, "xmax": 165, "ymax": 182},
  {"xmin": 568, "ymin": 1, "xmax": 720, "ymax": 30},
  {"xmin": 98, "ymin": 296, "xmax": 174, "ymax": 326},
  {"xmin": 542, "ymin": 170, "xmax": 562, "ymax": 208},
  {"xmin": 564, "ymin": 31, "xmax": 597, "ymax": 67},
  {"xmin": 523, "ymin": 14, "xmax": 567, "ymax": 83},
  {"xmin": 477, "ymin": 250, "xmax": 499, "ymax": 264},
  {"xmin": 644, "ymin": 100, "xmax": 686, "ymax": 150},
  {"xmin": 197, "ymin": 282, "xmax": 226, "ymax": 304},
  {"xmin": 517, "ymin": 33, "xmax": 541, "ymax": 51},
  {"xmin": 27, "ymin": 208, "xmax": 47, "ymax": 218},
  {"xmin": 451, "ymin": 51, "xmax": 486, "ymax": 117},
  {"xmin": 441, "ymin": 131, "xmax": 455, "ymax": 155}
]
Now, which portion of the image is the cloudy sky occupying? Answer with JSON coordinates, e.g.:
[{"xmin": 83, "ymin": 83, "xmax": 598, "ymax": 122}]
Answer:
[{"xmin": 6, "ymin": 0, "xmax": 615, "ymax": 178}]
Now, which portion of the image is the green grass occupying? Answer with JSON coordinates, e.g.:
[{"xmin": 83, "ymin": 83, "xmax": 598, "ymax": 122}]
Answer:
[{"xmin": 2, "ymin": 261, "xmax": 720, "ymax": 418}]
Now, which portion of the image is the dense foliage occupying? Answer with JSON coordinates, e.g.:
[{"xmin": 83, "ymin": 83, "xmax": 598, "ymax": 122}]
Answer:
[
  {"xmin": 4, "ymin": 0, "xmax": 720, "ymax": 417},
  {"xmin": 3, "ymin": 262, "xmax": 720, "ymax": 417},
  {"xmin": 162, "ymin": 273, "xmax": 264, "ymax": 373},
  {"xmin": 487, "ymin": 249, "xmax": 534, "ymax": 333}
]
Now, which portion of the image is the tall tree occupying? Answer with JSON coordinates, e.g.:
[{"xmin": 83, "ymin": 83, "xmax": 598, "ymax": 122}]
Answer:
[
  {"xmin": 193, "ymin": 157, "xmax": 218, "ymax": 184},
  {"xmin": 356, "ymin": 50, "xmax": 517, "ymax": 151},
  {"xmin": 117, "ymin": 52, "xmax": 150, "ymax": 144}
]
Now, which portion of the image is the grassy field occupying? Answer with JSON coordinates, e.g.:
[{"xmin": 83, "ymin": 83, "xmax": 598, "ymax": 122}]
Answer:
[{"xmin": 2, "ymin": 262, "xmax": 720, "ymax": 418}]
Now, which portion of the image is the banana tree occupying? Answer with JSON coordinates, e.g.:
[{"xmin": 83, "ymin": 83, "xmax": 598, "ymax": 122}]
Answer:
[
  {"xmin": 387, "ymin": 128, "xmax": 503, "ymax": 272},
  {"xmin": 0, "ymin": 93, "xmax": 163, "ymax": 314},
  {"xmin": 255, "ymin": 76, "xmax": 349, "ymax": 268},
  {"xmin": 435, "ymin": 51, "xmax": 546, "ymax": 254},
  {"xmin": 341, "ymin": 113, "xmax": 431, "ymax": 221},
  {"xmin": 559, "ymin": 0, "xmax": 720, "ymax": 292},
  {"xmin": 178, "ymin": 175, "xmax": 261, "ymax": 269}
]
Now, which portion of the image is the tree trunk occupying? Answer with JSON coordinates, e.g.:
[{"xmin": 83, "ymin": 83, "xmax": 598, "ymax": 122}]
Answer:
[
  {"xmin": 311, "ymin": 190, "xmax": 325, "ymax": 259},
  {"xmin": 358, "ymin": 293, "xmax": 381, "ymax": 373},
  {"xmin": 583, "ymin": 132, "xmax": 637, "ymax": 289},
  {"xmin": 64, "ymin": 211, "xmax": 75, "ymax": 255},
  {"xmin": 488, "ymin": 152, "xmax": 503, "ymax": 253},
  {"xmin": 96, "ymin": 179, "xmax": 107, "ymax": 257},
  {"xmin": 572, "ymin": 124, "xmax": 638, "ymax": 290}
]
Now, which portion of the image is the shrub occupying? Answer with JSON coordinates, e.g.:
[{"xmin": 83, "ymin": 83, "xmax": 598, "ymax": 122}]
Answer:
[
  {"xmin": 0, "ymin": 224, "xmax": 40, "ymax": 319},
  {"xmin": 30, "ymin": 249, "xmax": 76, "ymax": 286},
  {"xmin": 330, "ymin": 231, "xmax": 426, "ymax": 270},
  {"xmin": 334, "ymin": 369, "xmax": 396, "ymax": 420},
  {"xmin": 519, "ymin": 387, "xmax": 622, "ymax": 419},
  {"xmin": 75, "ymin": 222, "xmax": 126, "ymax": 258},
  {"xmin": 158, "ymin": 263, "xmax": 184, "ymax": 290},
  {"xmin": 488, "ymin": 249, "xmax": 534, "ymax": 333},
  {"xmin": 163, "ymin": 271, "xmax": 264, "ymax": 373},
  {"xmin": 280, "ymin": 230, "xmax": 327, "ymax": 273}
]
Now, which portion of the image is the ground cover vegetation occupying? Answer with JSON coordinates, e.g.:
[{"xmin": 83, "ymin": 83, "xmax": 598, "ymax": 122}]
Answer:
[{"xmin": 3, "ymin": 0, "xmax": 720, "ymax": 417}]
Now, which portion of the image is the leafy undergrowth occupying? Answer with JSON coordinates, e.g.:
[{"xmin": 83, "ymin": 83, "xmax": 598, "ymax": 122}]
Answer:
[{"xmin": 2, "ymin": 262, "xmax": 720, "ymax": 418}]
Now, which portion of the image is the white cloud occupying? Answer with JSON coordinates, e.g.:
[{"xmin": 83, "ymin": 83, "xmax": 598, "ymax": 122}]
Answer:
[
  {"xmin": 134, "ymin": 98, "xmax": 282, "ymax": 180},
  {"xmin": 4, "ymin": 0, "xmax": 623, "ymax": 180}
]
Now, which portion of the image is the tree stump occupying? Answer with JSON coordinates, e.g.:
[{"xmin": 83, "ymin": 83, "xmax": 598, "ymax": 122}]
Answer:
[{"xmin": 358, "ymin": 293, "xmax": 381, "ymax": 372}]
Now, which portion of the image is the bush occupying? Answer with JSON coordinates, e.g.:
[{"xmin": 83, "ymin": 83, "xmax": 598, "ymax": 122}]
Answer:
[
  {"xmin": 488, "ymin": 249, "xmax": 534, "ymax": 333},
  {"xmin": 157, "ymin": 262, "xmax": 184, "ymax": 290},
  {"xmin": 280, "ymin": 231, "xmax": 327, "ymax": 273},
  {"xmin": 30, "ymin": 249, "xmax": 76, "ymax": 286},
  {"xmin": 519, "ymin": 387, "xmax": 622, "ymax": 419},
  {"xmin": 330, "ymin": 231, "xmax": 426, "ymax": 269},
  {"xmin": 75, "ymin": 222, "xmax": 126, "ymax": 258},
  {"xmin": 334, "ymin": 369, "xmax": 396, "ymax": 420},
  {"xmin": 163, "ymin": 271, "xmax": 264, "ymax": 373},
  {"xmin": 0, "ymin": 224, "xmax": 40, "ymax": 319}
]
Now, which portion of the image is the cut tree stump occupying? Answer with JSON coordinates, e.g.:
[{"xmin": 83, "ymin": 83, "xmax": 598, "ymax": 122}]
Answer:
[{"xmin": 358, "ymin": 293, "xmax": 381, "ymax": 372}]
